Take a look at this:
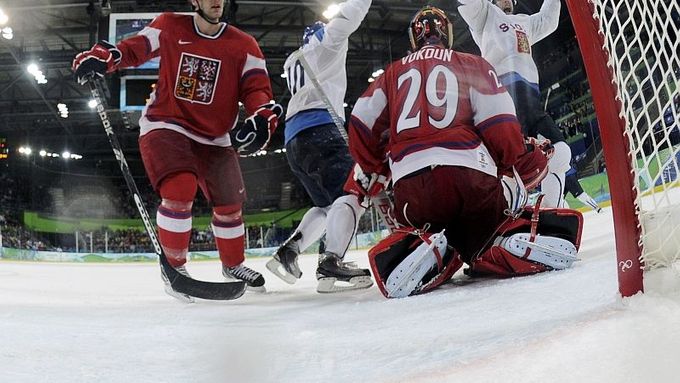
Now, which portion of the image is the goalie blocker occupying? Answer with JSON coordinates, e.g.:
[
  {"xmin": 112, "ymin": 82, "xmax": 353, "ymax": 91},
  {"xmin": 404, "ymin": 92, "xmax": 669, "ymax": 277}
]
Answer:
[{"xmin": 368, "ymin": 203, "xmax": 583, "ymax": 298}]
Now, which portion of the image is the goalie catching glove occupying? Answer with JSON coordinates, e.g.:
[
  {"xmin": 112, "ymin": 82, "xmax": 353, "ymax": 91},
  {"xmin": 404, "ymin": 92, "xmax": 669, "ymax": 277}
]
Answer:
[
  {"xmin": 230, "ymin": 103, "xmax": 283, "ymax": 156},
  {"xmin": 72, "ymin": 40, "xmax": 121, "ymax": 85}
]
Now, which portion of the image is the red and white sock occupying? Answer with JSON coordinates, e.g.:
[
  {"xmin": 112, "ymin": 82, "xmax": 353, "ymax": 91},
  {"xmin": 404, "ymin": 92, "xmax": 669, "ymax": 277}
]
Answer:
[
  {"xmin": 212, "ymin": 213, "xmax": 245, "ymax": 268},
  {"xmin": 156, "ymin": 205, "xmax": 192, "ymax": 268}
]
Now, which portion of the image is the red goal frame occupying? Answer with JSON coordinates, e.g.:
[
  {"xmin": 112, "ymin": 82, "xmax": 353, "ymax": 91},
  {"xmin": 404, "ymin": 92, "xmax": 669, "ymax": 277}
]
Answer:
[{"xmin": 565, "ymin": 0, "xmax": 644, "ymax": 297}]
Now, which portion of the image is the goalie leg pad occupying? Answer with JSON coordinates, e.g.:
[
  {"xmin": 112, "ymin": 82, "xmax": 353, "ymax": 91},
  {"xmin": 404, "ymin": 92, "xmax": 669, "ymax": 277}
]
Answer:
[
  {"xmin": 468, "ymin": 246, "xmax": 548, "ymax": 278},
  {"xmin": 369, "ymin": 229, "xmax": 459, "ymax": 298},
  {"xmin": 384, "ymin": 230, "xmax": 447, "ymax": 298},
  {"xmin": 498, "ymin": 233, "xmax": 578, "ymax": 270}
]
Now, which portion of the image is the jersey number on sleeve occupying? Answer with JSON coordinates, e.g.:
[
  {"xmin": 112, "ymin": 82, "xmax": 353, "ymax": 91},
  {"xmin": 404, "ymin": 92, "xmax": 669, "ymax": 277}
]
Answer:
[
  {"xmin": 396, "ymin": 65, "xmax": 459, "ymax": 133},
  {"xmin": 286, "ymin": 60, "xmax": 305, "ymax": 95}
]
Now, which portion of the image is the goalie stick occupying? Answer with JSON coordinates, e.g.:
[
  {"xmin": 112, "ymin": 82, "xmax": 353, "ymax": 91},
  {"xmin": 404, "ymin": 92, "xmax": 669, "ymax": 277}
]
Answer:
[
  {"xmin": 293, "ymin": 51, "xmax": 398, "ymax": 232},
  {"xmin": 88, "ymin": 80, "xmax": 246, "ymax": 301}
]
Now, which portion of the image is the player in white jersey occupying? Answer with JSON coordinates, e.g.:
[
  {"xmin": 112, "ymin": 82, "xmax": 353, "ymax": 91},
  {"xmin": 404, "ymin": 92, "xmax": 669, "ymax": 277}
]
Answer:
[
  {"xmin": 458, "ymin": 0, "xmax": 572, "ymax": 208},
  {"xmin": 266, "ymin": 0, "xmax": 374, "ymax": 293}
]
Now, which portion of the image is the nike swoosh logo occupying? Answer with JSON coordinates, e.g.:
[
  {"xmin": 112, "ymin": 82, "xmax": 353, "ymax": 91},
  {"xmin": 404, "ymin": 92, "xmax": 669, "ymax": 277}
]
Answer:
[
  {"xmin": 238, "ymin": 188, "xmax": 245, "ymax": 194},
  {"xmin": 178, "ymin": 40, "xmax": 192, "ymax": 45}
]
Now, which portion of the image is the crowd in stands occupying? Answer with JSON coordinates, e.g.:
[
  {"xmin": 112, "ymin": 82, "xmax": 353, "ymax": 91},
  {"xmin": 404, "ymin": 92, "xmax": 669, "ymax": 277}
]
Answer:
[
  {"xmin": 1, "ymin": 221, "xmax": 54, "ymax": 252},
  {"xmin": 1, "ymin": 203, "xmax": 383, "ymax": 255}
]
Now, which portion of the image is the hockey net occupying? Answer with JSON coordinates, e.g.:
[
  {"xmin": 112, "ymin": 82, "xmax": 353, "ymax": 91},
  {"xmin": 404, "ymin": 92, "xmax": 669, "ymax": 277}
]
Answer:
[{"xmin": 566, "ymin": 0, "xmax": 680, "ymax": 296}]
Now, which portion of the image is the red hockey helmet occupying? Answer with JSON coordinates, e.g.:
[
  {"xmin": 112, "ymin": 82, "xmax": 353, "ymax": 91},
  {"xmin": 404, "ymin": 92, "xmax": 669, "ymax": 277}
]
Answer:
[{"xmin": 408, "ymin": 5, "xmax": 454, "ymax": 51}]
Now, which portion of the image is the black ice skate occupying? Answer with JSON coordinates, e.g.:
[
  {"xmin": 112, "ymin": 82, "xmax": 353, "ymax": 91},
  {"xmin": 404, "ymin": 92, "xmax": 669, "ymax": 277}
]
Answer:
[
  {"xmin": 266, "ymin": 232, "xmax": 303, "ymax": 284},
  {"xmin": 162, "ymin": 265, "xmax": 194, "ymax": 303},
  {"xmin": 223, "ymin": 264, "xmax": 266, "ymax": 292},
  {"xmin": 316, "ymin": 252, "xmax": 373, "ymax": 293}
]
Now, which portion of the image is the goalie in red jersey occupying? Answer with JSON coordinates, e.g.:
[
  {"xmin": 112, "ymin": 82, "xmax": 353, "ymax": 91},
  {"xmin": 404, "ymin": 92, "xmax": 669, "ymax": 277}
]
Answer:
[
  {"xmin": 347, "ymin": 6, "xmax": 582, "ymax": 298},
  {"xmin": 72, "ymin": 0, "xmax": 282, "ymax": 301}
]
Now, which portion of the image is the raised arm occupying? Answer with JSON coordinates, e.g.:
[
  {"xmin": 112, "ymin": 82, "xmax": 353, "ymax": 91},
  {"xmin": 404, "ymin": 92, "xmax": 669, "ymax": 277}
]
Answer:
[
  {"xmin": 324, "ymin": 0, "xmax": 372, "ymax": 46},
  {"xmin": 527, "ymin": 0, "xmax": 561, "ymax": 43},
  {"xmin": 457, "ymin": 0, "xmax": 492, "ymax": 37}
]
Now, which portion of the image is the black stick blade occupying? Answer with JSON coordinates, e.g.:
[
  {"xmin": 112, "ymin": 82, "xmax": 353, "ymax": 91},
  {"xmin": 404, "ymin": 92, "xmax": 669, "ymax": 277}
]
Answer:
[{"xmin": 162, "ymin": 257, "xmax": 247, "ymax": 301}]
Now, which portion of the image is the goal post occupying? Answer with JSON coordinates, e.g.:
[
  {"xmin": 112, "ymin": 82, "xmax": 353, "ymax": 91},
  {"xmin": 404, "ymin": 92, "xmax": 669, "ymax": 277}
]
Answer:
[{"xmin": 565, "ymin": 0, "xmax": 680, "ymax": 296}]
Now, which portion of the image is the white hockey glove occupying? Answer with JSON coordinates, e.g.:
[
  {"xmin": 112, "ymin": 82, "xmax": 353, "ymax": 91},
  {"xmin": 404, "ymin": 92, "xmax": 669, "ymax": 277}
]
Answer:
[
  {"xmin": 230, "ymin": 103, "xmax": 284, "ymax": 156},
  {"xmin": 501, "ymin": 166, "xmax": 528, "ymax": 219}
]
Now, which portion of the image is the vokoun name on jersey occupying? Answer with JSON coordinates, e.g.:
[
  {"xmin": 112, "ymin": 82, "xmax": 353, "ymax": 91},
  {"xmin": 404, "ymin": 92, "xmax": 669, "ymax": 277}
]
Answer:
[{"xmin": 401, "ymin": 47, "xmax": 453, "ymax": 65}]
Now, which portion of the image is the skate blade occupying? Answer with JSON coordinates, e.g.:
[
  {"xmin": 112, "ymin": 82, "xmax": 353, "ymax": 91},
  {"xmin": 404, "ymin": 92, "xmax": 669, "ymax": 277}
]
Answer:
[
  {"xmin": 222, "ymin": 276, "xmax": 268, "ymax": 293},
  {"xmin": 164, "ymin": 284, "xmax": 195, "ymax": 303},
  {"xmin": 385, "ymin": 251, "xmax": 437, "ymax": 299},
  {"xmin": 265, "ymin": 258, "xmax": 300, "ymax": 285},
  {"xmin": 316, "ymin": 276, "xmax": 373, "ymax": 293},
  {"xmin": 246, "ymin": 285, "xmax": 267, "ymax": 293}
]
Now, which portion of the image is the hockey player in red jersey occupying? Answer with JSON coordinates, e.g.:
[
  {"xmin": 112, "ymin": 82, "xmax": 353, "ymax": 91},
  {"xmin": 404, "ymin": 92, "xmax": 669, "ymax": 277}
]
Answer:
[
  {"xmin": 72, "ymin": 0, "xmax": 282, "ymax": 301},
  {"xmin": 348, "ymin": 6, "xmax": 581, "ymax": 298}
]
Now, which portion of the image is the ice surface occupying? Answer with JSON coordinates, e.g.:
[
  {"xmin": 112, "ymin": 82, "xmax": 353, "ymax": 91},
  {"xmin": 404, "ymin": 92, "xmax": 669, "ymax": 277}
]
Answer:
[{"xmin": 1, "ymin": 207, "xmax": 679, "ymax": 383}]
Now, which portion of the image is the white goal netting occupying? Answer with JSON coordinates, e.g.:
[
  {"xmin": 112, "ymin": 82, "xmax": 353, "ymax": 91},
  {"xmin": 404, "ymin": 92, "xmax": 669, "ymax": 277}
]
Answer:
[{"xmin": 591, "ymin": 0, "xmax": 680, "ymax": 269}]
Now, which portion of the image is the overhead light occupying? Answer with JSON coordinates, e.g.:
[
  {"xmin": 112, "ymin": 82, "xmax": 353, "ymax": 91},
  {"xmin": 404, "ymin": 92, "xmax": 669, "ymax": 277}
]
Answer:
[
  {"xmin": 322, "ymin": 3, "xmax": 340, "ymax": 20},
  {"xmin": 0, "ymin": 9, "xmax": 8, "ymax": 25},
  {"xmin": 88, "ymin": 99, "xmax": 97, "ymax": 108},
  {"xmin": 343, "ymin": 102, "xmax": 348, "ymax": 108},
  {"xmin": 1, "ymin": 26, "xmax": 11, "ymax": 40},
  {"xmin": 372, "ymin": 69, "xmax": 384, "ymax": 78},
  {"xmin": 57, "ymin": 103, "xmax": 69, "ymax": 118},
  {"xmin": 18, "ymin": 146, "xmax": 32, "ymax": 155},
  {"xmin": 39, "ymin": 150, "xmax": 47, "ymax": 157},
  {"xmin": 62, "ymin": 151, "xmax": 71, "ymax": 159},
  {"xmin": 27, "ymin": 63, "xmax": 40, "ymax": 76},
  {"xmin": 368, "ymin": 77, "xmax": 375, "ymax": 83},
  {"xmin": 280, "ymin": 72, "xmax": 288, "ymax": 78},
  {"xmin": 26, "ymin": 63, "xmax": 47, "ymax": 84}
]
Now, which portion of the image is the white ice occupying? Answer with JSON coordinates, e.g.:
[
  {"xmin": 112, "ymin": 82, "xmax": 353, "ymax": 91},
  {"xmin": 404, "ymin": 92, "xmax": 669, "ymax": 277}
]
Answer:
[{"xmin": 1, "ymin": 207, "xmax": 680, "ymax": 383}]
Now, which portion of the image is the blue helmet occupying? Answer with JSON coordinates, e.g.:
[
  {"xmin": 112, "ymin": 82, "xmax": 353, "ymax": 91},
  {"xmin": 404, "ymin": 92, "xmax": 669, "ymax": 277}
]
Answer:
[{"xmin": 302, "ymin": 21, "xmax": 326, "ymax": 45}]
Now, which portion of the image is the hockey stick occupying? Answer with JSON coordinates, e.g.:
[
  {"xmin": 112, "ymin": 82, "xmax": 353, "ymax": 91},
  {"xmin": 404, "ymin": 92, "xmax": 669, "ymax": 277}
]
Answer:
[
  {"xmin": 293, "ymin": 51, "xmax": 398, "ymax": 232},
  {"xmin": 87, "ymin": 79, "xmax": 246, "ymax": 300}
]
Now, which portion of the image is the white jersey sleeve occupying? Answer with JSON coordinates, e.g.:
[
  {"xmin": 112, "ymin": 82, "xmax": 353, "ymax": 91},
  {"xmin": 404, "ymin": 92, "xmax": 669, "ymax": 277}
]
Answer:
[
  {"xmin": 527, "ymin": 0, "xmax": 561, "ymax": 43},
  {"xmin": 324, "ymin": 0, "xmax": 372, "ymax": 46},
  {"xmin": 283, "ymin": 0, "xmax": 371, "ymax": 143},
  {"xmin": 457, "ymin": 0, "xmax": 492, "ymax": 45}
]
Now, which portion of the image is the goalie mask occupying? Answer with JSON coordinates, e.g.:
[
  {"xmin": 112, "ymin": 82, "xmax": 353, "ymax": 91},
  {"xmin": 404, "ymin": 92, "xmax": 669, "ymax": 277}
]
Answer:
[
  {"xmin": 302, "ymin": 21, "xmax": 326, "ymax": 45},
  {"xmin": 408, "ymin": 5, "xmax": 454, "ymax": 51}
]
